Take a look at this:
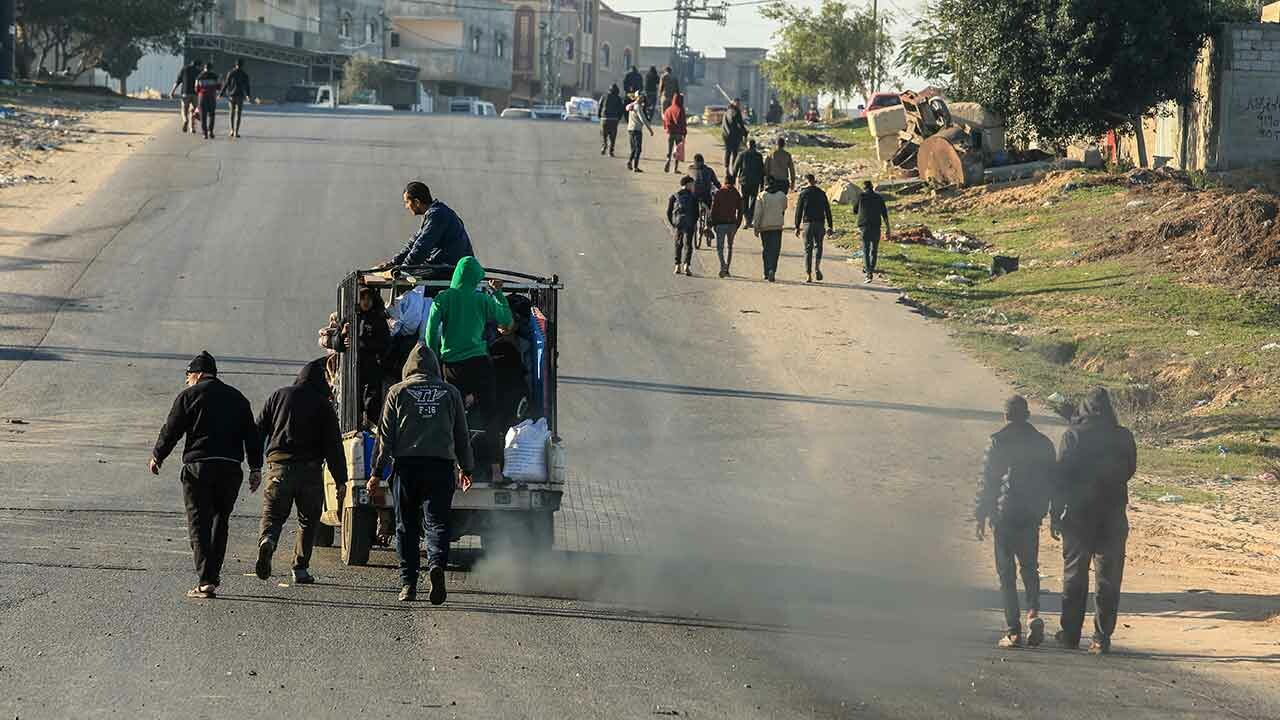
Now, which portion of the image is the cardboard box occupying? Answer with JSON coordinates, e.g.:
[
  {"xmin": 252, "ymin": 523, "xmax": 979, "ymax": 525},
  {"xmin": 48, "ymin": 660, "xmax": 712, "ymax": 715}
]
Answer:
[
  {"xmin": 947, "ymin": 101, "xmax": 1002, "ymax": 129},
  {"xmin": 876, "ymin": 134, "xmax": 901, "ymax": 163},
  {"xmin": 867, "ymin": 105, "xmax": 907, "ymax": 138},
  {"xmin": 1264, "ymin": 1, "xmax": 1280, "ymax": 22}
]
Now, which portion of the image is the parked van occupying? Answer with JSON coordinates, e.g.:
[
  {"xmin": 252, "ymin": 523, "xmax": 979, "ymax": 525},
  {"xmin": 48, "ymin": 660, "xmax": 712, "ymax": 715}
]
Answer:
[{"xmin": 448, "ymin": 96, "xmax": 498, "ymax": 116}]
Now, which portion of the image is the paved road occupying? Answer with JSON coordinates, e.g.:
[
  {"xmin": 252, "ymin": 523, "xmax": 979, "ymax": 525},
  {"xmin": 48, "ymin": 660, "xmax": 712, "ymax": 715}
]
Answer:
[{"xmin": 0, "ymin": 106, "xmax": 1274, "ymax": 719}]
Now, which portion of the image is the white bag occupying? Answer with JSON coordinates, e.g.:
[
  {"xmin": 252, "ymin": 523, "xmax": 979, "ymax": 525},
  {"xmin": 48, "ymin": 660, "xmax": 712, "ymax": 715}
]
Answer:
[{"xmin": 504, "ymin": 418, "xmax": 549, "ymax": 483}]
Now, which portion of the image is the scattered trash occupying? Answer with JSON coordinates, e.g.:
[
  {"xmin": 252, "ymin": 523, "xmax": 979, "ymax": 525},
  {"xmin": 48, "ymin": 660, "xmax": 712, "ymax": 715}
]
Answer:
[
  {"xmin": 944, "ymin": 274, "xmax": 973, "ymax": 285},
  {"xmin": 1260, "ymin": 472, "xmax": 1278, "ymax": 483},
  {"xmin": 1047, "ymin": 392, "xmax": 1066, "ymax": 405},
  {"xmin": 1186, "ymin": 330, "xmax": 1201, "ymax": 337},
  {"xmin": 6, "ymin": 418, "xmax": 28, "ymax": 425},
  {"xmin": 739, "ymin": 309, "xmax": 760, "ymax": 314},
  {"xmin": 1156, "ymin": 494, "xmax": 1184, "ymax": 503},
  {"xmin": 1217, "ymin": 444, "xmax": 1228, "ymax": 457},
  {"xmin": 1262, "ymin": 343, "xmax": 1280, "ymax": 351},
  {"xmin": 1126, "ymin": 200, "xmax": 1148, "ymax": 208},
  {"xmin": 653, "ymin": 708, "xmax": 681, "ymax": 717}
]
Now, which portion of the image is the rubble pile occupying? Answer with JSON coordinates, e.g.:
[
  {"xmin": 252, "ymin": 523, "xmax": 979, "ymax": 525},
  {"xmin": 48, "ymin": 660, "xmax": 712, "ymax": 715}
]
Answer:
[
  {"xmin": 893, "ymin": 224, "xmax": 990, "ymax": 253},
  {"xmin": 0, "ymin": 101, "xmax": 93, "ymax": 178},
  {"xmin": 1083, "ymin": 188, "xmax": 1280, "ymax": 288},
  {"xmin": 752, "ymin": 128, "xmax": 852, "ymax": 149}
]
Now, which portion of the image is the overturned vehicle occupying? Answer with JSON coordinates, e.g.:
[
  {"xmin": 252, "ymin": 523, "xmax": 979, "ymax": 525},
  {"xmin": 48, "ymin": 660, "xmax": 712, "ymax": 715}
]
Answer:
[{"xmin": 316, "ymin": 264, "xmax": 565, "ymax": 565}]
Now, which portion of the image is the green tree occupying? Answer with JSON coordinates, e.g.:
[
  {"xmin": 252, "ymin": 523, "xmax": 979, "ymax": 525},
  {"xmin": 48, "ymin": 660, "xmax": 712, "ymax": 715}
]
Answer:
[
  {"xmin": 340, "ymin": 54, "xmax": 394, "ymax": 104},
  {"xmin": 900, "ymin": 0, "xmax": 1239, "ymax": 158},
  {"xmin": 98, "ymin": 41, "xmax": 144, "ymax": 95},
  {"xmin": 759, "ymin": 0, "xmax": 892, "ymax": 105}
]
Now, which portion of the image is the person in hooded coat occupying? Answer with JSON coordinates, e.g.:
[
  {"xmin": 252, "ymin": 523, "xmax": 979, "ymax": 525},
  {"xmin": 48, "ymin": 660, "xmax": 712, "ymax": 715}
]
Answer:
[
  {"xmin": 426, "ymin": 257, "xmax": 514, "ymax": 479},
  {"xmin": 643, "ymin": 66, "xmax": 660, "ymax": 120},
  {"xmin": 1052, "ymin": 387, "xmax": 1137, "ymax": 654},
  {"xmin": 253, "ymin": 358, "xmax": 348, "ymax": 584},
  {"xmin": 598, "ymin": 83, "xmax": 626, "ymax": 156},
  {"xmin": 662, "ymin": 93, "xmax": 688, "ymax": 174},
  {"xmin": 371, "ymin": 345, "xmax": 474, "ymax": 603},
  {"xmin": 721, "ymin": 99, "xmax": 748, "ymax": 176},
  {"xmin": 623, "ymin": 65, "xmax": 644, "ymax": 98}
]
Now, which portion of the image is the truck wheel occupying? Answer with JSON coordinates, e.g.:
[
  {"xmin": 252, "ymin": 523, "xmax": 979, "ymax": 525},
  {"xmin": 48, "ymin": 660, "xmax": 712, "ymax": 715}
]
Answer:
[
  {"xmin": 315, "ymin": 523, "xmax": 336, "ymax": 548},
  {"xmin": 341, "ymin": 506, "xmax": 375, "ymax": 566},
  {"xmin": 529, "ymin": 512, "xmax": 555, "ymax": 553}
]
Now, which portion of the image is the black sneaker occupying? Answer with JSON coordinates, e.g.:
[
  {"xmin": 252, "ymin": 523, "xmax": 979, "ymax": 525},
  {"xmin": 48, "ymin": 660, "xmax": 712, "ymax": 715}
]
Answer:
[
  {"xmin": 428, "ymin": 566, "xmax": 447, "ymax": 606},
  {"xmin": 399, "ymin": 585, "xmax": 417, "ymax": 602},
  {"xmin": 255, "ymin": 538, "xmax": 275, "ymax": 580},
  {"xmin": 1027, "ymin": 617, "xmax": 1045, "ymax": 647},
  {"xmin": 291, "ymin": 568, "xmax": 315, "ymax": 585},
  {"xmin": 815, "ymin": 269, "xmax": 824, "ymax": 282},
  {"xmin": 1055, "ymin": 630, "xmax": 1079, "ymax": 650}
]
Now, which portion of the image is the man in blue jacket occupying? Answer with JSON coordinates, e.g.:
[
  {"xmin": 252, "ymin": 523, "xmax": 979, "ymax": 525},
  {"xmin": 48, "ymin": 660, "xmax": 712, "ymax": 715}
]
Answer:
[{"xmin": 375, "ymin": 181, "xmax": 475, "ymax": 272}]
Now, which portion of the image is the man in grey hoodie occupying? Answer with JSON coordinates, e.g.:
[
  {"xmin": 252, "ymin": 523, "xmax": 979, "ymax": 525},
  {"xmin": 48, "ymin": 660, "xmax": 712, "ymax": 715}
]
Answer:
[{"xmin": 371, "ymin": 344, "xmax": 474, "ymax": 603}]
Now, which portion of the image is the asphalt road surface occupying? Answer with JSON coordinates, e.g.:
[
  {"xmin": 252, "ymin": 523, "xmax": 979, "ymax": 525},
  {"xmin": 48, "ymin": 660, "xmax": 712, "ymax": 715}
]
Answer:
[{"xmin": 1, "ymin": 106, "xmax": 1274, "ymax": 719}]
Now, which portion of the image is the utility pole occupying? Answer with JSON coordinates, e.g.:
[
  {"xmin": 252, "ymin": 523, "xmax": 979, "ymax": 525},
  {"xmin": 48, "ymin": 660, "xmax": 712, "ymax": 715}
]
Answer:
[
  {"xmin": 669, "ymin": 0, "xmax": 727, "ymax": 90},
  {"xmin": 0, "ymin": 0, "xmax": 14, "ymax": 82},
  {"xmin": 540, "ymin": 0, "xmax": 561, "ymax": 106},
  {"xmin": 871, "ymin": 0, "xmax": 878, "ymax": 94}
]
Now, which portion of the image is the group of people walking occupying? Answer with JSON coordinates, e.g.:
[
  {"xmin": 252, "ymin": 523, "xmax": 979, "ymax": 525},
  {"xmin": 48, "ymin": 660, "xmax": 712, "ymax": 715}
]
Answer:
[
  {"xmin": 171, "ymin": 58, "xmax": 252, "ymax": 140},
  {"xmin": 976, "ymin": 388, "xmax": 1137, "ymax": 654}
]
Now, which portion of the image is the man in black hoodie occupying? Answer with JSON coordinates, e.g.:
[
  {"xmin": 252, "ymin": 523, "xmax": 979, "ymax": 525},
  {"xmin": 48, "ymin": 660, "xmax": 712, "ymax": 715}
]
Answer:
[
  {"xmin": 170, "ymin": 59, "xmax": 201, "ymax": 134},
  {"xmin": 732, "ymin": 139, "xmax": 765, "ymax": 228},
  {"xmin": 793, "ymin": 174, "xmax": 833, "ymax": 283},
  {"xmin": 975, "ymin": 395, "xmax": 1057, "ymax": 649},
  {"xmin": 623, "ymin": 65, "xmax": 644, "ymax": 98},
  {"xmin": 598, "ymin": 84, "xmax": 626, "ymax": 156},
  {"xmin": 150, "ymin": 351, "xmax": 262, "ymax": 599},
  {"xmin": 643, "ymin": 66, "xmax": 660, "ymax": 121},
  {"xmin": 372, "ymin": 344, "xmax": 474, "ymax": 603},
  {"xmin": 1052, "ymin": 387, "xmax": 1137, "ymax": 654},
  {"xmin": 852, "ymin": 180, "xmax": 890, "ymax": 283},
  {"xmin": 253, "ymin": 358, "xmax": 348, "ymax": 585}
]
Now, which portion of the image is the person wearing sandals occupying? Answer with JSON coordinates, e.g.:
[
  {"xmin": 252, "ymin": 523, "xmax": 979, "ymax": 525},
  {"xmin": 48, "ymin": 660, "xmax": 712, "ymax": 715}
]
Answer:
[
  {"xmin": 150, "ymin": 351, "xmax": 262, "ymax": 599},
  {"xmin": 975, "ymin": 395, "xmax": 1056, "ymax": 648}
]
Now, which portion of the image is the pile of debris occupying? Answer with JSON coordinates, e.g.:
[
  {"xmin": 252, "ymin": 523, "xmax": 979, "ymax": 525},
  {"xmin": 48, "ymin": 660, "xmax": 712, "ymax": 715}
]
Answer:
[
  {"xmin": 751, "ymin": 128, "xmax": 852, "ymax": 149},
  {"xmin": 893, "ymin": 224, "xmax": 990, "ymax": 253},
  {"xmin": 1082, "ymin": 188, "xmax": 1280, "ymax": 288},
  {"xmin": 0, "ymin": 101, "xmax": 93, "ymax": 177}
]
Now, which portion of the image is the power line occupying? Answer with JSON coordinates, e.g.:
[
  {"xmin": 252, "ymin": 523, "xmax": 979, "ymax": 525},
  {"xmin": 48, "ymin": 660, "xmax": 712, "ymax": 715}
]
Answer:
[{"xmin": 394, "ymin": 0, "xmax": 773, "ymax": 16}]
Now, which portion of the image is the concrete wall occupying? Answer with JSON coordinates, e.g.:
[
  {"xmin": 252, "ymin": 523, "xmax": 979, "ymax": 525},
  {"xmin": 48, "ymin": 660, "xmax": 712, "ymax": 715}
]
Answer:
[
  {"xmin": 387, "ymin": 0, "xmax": 513, "ymax": 91},
  {"xmin": 1216, "ymin": 23, "xmax": 1280, "ymax": 169},
  {"xmin": 638, "ymin": 46, "xmax": 773, "ymax": 119}
]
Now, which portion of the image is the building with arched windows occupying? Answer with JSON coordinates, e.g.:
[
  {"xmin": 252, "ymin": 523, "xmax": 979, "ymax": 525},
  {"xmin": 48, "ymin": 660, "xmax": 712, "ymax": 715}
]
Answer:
[{"xmin": 591, "ymin": 2, "xmax": 640, "ymax": 97}]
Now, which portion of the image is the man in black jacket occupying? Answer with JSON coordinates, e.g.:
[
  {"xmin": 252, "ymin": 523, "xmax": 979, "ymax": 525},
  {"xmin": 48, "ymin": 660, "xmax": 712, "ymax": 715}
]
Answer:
[
  {"xmin": 1052, "ymin": 388, "xmax": 1137, "ymax": 654},
  {"xmin": 793, "ymin": 174, "xmax": 833, "ymax": 283},
  {"xmin": 721, "ymin": 99, "xmax": 748, "ymax": 176},
  {"xmin": 150, "ymin": 351, "xmax": 262, "ymax": 599},
  {"xmin": 254, "ymin": 358, "xmax": 348, "ymax": 585},
  {"xmin": 170, "ymin": 59, "xmax": 201, "ymax": 134},
  {"xmin": 598, "ymin": 84, "xmax": 625, "ymax": 156},
  {"xmin": 667, "ymin": 176, "xmax": 698, "ymax": 276},
  {"xmin": 623, "ymin": 65, "xmax": 644, "ymax": 98},
  {"xmin": 372, "ymin": 345, "xmax": 474, "ymax": 603},
  {"xmin": 852, "ymin": 180, "xmax": 890, "ymax": 283},
  {"xmin": 975, "ymin": 395, "xmax": 1057, "ymax": 649},
  {"xmin": 375, "ymin": 181, "xmax": 475, "ymax": 275},
  {"xmin": 220, "ymin": 58, "xmax": 251, "ymax": 139},
  {"xmin": 643, "ymin": 66, "xmax": 660, "ymax": 120},
  {"xmin": 732, "ymin": 139, "xmax": 764, "ymax": 228}
]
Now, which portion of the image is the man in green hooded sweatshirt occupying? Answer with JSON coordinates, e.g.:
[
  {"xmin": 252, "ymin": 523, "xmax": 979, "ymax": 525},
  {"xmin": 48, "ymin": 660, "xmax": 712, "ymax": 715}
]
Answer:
[{"xmin": 426, "ymin": 256, "xmax": 513, "ymax": 480}]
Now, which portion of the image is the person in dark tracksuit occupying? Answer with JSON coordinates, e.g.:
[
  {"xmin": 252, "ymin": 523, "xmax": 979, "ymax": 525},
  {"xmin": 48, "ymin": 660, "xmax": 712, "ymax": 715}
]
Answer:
[
  {"xmin": 598, "ymin": 84, "xmax": 625, "ymax": 156},
  {"xmin": 150, "ymin": 351, "xmax": 262, "ymax": 599},
  {"xmin": 732, "ymin": 139, "xmax": 764, "ymax": 228},
  {"xmin": 194, "ymin": 63, "xmax": 222, "ymax": 139},
  {"xmin": 254, "ymin": 357, "xmax": 348, "ymax": 585},
  {"xmin": 666, "ymin": 175, "xmax": 698, "ymax": 276},
  {"xmin": 350, "ymin": 287, "xmax": 390, "ymax": 429},
  {"xmin": 975, "ymin": 395, "xmax": 1057, "ymax": 649},
  {"xmin": 643, "ymin": 66, "xmax": 660, "ymax": 121},
  {"xmin": 793, "ymin": 174, "xmax": 833, "ymax": 284},
  {"xmin": 1052, "ymin": 387, "xmax": 1137, "ymax": 654},
  {"xmin": 852, "ymin": 180, "xmax": 890, "ymax": 283},
  {"xmin": 721, "ymin": 99, "xmax": 748, "ymax": 176},
  {"xmin": 220, "ymin": 58, "xmax": 251, "ymax": 139},
  {"xmin": 170, "ymin": 60, "xmax": 201, "ymax": 134},
  {"xmin": 371, "ymin": 344, "xmax": 474, "ymax": 603}
]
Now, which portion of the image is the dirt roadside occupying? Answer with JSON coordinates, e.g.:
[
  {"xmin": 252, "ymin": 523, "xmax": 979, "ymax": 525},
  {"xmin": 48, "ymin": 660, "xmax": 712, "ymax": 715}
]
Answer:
[{"xmin": 675, "ymin": 129, "xmax": 1279, "ymax": 696}]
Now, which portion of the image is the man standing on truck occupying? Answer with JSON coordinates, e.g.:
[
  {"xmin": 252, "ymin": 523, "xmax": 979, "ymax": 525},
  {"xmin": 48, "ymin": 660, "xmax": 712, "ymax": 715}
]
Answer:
[
  {"xmin": 376, "ymin": 181, "xmax": 475, "ymax": 274},
  {"xmin": 793, "ymin": 174, "xmax": 833, "ymax": 283},
  {"xmin": 732, "ymin": 139, "xmax": 765, "ymax": 228},
  {"xmin": 426, "ymin": 257, "xmax": 513, "ymax": 482},
  {"xmin": 220, "ymin": 58, "xmax": 251, "ymax": 139},
  {"xmin": 975, "ymin": 395, "xmax": 1056, "ymax": 649},
  {"xmin": 253, "ymin": 357, "xmax": 348, "ymax": 585},
  {"xmin": 852, "ymin": 180, "xmax": 890, "ymax": 284},
  {"xmin": 372, "ymin": 345, "xmax": 474, "ymax": 603},
  {"xmin": 598, "ymin": 84, "xmax": 625, "ymax": 157},
  {"xmin": 170, "ymin": 59, "xmax": 201, "ymax": 134},
  {"xmin": 149, "ymin": 351, "xmax": 262, "ymax": 599}
]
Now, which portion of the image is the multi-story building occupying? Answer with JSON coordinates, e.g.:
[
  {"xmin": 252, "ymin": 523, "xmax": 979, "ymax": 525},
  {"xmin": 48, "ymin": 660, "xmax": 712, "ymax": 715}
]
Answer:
[
  {"xmin": 384, "ymin": 0, "xmax": 514, "ymax": 106},
  {"xmin": 591, "ymin": 2, "xmax": 641, "ymax": 96},
  {"xmin": 503, "ymin": 0, "xmax": 637, "ymax": 108},
  {"xmin": 638, "ymin": 45, "xmax": 774, "ymax": 120}
]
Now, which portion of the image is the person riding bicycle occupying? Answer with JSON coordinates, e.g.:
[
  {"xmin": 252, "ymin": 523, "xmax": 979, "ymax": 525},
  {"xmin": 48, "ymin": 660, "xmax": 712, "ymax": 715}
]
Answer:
[{"xmin": 687, "ymin": 153, "xmax": 721, "ymax": 241}]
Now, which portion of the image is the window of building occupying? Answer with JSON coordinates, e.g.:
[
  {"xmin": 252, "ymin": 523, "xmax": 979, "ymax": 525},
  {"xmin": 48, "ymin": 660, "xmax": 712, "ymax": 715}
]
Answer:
[
  {"xmin": 366, "ymin": 21, "xmax": 376, "ymax": 45},
  {"xmin": 339, "ymin": 13, "xmax": 351, "ymax": 38},
  {"xmin": 390, "ymin": 32, "xmax": 400, "ymax": 48},
  {"xmin": 565, "ymin": 37, "xmax": 574, "ymax": 60},
  {"xmin": 496, "ymin": 35, "xmax": 505, "ymax": 58},
  {"xmin": 600, "ymin": 43, "xmax": 610, "ymax": 69},
  {"xmin": 623, "ymin": 48, "xmax": 632, "ymax": 69},
  {"xmin": 472, "ymin": 30, "xmax": 481, "ymax": 54},
  {"xmin": 583, "ymin": 2, "xmax": 593, "ymax": 33}
]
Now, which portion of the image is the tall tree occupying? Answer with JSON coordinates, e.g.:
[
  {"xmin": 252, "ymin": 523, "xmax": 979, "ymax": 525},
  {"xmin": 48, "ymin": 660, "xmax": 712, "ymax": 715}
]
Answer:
[
  {"xmin": 759, "ymin": 0, "xmax": 892, "ymax": 105},
  {"xmin": 898, "ymin": 0, "xmax": 1242, "ymax": 153}
]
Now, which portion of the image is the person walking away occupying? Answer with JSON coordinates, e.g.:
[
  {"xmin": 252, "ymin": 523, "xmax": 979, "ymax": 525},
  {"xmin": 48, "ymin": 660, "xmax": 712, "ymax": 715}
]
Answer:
[
  {"xmin": 425, "ymin": 257, "xmax": 513, "ymax": 480},
  {"xmin": 625, "ymin": 92, "xmax": 653, "ymax": 172},
  {"xmin": 721, "ymin": 99, "xmax": 748, "ymax": 176},
  {"xmin": 623, "ymin": 65, "xmax": 644, "ymax": 98},
  {"xmin": 643, "ymin": 66, "xmax": 660, "ymax": 121},
  {"xmin": 793, "ymin": 174, "xmax": 833, "ymax": 283},
  {"xmin": 194, "ymin": 63, "xmax": 222, "ymax": 140},
  {"xmin": 149, "ymin": 351, "xmax": 262, "ymax": 599},
  {"xmin": 710, "ymin": 174, "xmax": 743, "ymax": 278},
  {"xmin": 658, "ymin": 65, "xmax": 680, "ymax": 112},
  {"xmin": 733, "ymin": 139, "xmax": 765, "ymax": 228},
  {"xmin": 666, "ymin": 176, "xmax": 698, "ymax": 276},
  {"xmin": 662, "ymin": 93, "xmax": 688, "ymax": 174},
  {"xmin": 376, "ymin": 181, "xmax": 475, "ymax": 275},
  {"xmin": 598, "ymin": 84, "xmax": 625, "ymax": 156},
  {"xmin": 253, "ymin": 357, "xmax": 348, "ymax": 584},
  {"xmin": 170, "ymin": 59, "xmax": 201, "ymax": 134},
  {"xmin": 371, "ymin": 345, "xmax": 474, "ymax": 603},
  {"xmin": 220, "ymin": 58, "xmax": 251, "ymax": 138},
  {"xmin": 764, "ymin": 136, "xmax": 796, "ymax": 192},
  {"xmin": 688, "ymin": 153, "xmax": 721, "ymax": 246},
  {"xmin": 852, "ymin": 180, "xmax": 890, "ymax": 283},
  {"xmin": 754, "ymin": 179, "xmax": 788, "ymax": 282},
  {"xmin": 1052, "ymin": 387, "xmax": 1137, "ymax": 655},
  {"xmin": 975, "ymin": 395, "xmax": 1057, "ymax": 649},
  {"xmin": 766, "ymin": 96, "xmax": 783, "ymax": 124}
]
